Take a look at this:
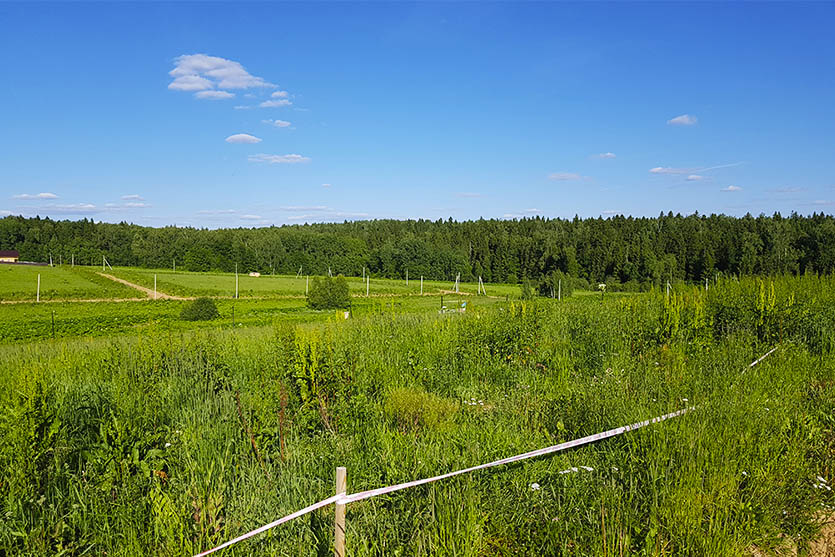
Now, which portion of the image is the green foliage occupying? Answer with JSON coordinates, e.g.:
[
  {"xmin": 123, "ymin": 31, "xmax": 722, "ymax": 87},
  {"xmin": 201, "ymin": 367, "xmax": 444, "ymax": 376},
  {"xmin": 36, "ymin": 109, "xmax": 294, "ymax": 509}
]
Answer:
[
  {"xmin": 179, "ymin": 297, "xmax": 220, "ymax": 321},
  {"xmin": 0, "ymin": 275, "xmax": 834, "ymax": 555},
  {"xmin": 519, "ymin": 278, "xmax": 534, "ymax": 300},
  {"xmin": 384, "ymin": 387, "xmax": 458, "ymax": 432},
  {"xmin": 307, "ymin": 275, "xmax": 350, "ymax": 310}
]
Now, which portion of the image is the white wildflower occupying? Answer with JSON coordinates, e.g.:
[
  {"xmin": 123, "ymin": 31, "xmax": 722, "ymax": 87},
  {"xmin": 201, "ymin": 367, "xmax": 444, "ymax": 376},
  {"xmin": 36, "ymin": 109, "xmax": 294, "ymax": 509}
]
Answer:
[{"xmin": 530, "ymin": 482, "xmax": 541, "ymax": 491}]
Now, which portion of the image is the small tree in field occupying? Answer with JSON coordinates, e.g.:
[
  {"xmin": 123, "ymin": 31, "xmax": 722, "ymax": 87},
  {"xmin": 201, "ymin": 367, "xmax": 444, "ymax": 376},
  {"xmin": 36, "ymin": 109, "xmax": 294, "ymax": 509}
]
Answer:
[
  {"xmin": 307, "ymin": 275, "xmax": 351, "ymax": 309},
  {"xmin": 180, "ymin": 297, "xmax": 220, "ymax": 321}
]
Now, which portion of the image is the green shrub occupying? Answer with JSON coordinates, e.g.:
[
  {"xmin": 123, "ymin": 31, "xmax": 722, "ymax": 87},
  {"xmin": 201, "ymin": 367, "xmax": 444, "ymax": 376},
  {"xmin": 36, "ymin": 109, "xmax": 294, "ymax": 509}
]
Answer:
[
  {"xmin": 179, "ymin": 297, "xmax": 220, "ymax": 321},
  {"xmin": 307, "ymin": 275, "xmax": 350, "ymax": 310},
  {"xmin": 520, "ymin": 278, "xmax": 534, "ymax": 300},
  {"xmin": 384, "ymin": 387, "xmax": 458, "ymax": 432}
]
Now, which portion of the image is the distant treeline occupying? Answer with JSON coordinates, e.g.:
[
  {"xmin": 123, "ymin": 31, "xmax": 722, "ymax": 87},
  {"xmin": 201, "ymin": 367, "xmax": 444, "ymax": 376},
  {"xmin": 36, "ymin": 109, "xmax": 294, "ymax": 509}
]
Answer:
[{"xmin": 1, "ymin": 213, "xmax": 834, "ymax": 287}]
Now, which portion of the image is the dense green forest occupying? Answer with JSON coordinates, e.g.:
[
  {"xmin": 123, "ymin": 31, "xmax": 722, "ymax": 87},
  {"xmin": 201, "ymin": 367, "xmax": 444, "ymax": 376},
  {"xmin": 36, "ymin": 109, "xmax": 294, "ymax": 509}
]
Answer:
[{"xmin": 2, "ymin": 213, "xmax": 834, "ymax": 287}]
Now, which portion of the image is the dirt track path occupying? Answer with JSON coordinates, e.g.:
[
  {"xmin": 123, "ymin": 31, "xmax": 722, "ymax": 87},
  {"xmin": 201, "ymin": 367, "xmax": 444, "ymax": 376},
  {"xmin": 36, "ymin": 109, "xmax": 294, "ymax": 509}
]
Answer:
[{"xmin": 98, "ymin": 273, "xmax": 190, "ymax": 300}]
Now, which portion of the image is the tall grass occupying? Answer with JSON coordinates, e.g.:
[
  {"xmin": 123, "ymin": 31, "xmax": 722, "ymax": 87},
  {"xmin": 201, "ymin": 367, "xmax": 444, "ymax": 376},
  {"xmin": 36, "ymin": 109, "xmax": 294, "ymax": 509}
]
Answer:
[{"xmin": 0, "ymin": 276, "xmax": 833, "ymax": 555}]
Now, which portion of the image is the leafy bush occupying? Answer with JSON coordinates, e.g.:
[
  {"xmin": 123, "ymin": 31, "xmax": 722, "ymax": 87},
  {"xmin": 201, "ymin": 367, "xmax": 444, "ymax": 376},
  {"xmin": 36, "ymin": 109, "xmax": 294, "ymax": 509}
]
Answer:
[
  {"xmin": 307, "ymin": 275, "xmax": 350, "ymax": 310},
  {"xmin": 384, "ymin": 387, "xmax": 458, "ymax": 432},
  {"xmin": 520, "ymin": 278, "xmax": 534, "ymax": 300},
  {"xmin": 180, "ymin": 297, "xmax": 220, "ymax": 321}
]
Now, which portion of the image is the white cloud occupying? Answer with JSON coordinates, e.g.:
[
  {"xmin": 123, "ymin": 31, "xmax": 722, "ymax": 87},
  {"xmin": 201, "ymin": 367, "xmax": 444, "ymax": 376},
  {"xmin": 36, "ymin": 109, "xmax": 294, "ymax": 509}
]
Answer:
[
  {"xmin": 523, "ymin": 208, "xmax": 541, "ymax": 214},
  {"xmin": 234, "ymin": 105, "xmax": 254, "ymax": 110},
  {"xmin": 0, "ymin": 210, "xmax": 11, "ymax": 216},
  {"xmin": 280, "ymin": 205, "xmax": 328, "ymax": 211},
  {"xmin": 650, "ymin": 167, "xmax": 689, "ymax": 175},
  {"xmin": 548, "ymin": 172, "xmax": 581, "ymax": 181},
  {"xmin": 169, "ymin": 54, "xmax": 275, "ymax": 91},
  {"xmin": 811, "ymin": 200, "xmax": 834, "ymax": 206},
  {"xmin": 121, "ymin": 194, "xmax": 144, "ymax": 200},
  {"xmin": 13, "ymin": 192, "xmax": 58, "ymax": 199},
  {"xmin": 225, "ymin": 133, "xmax": 262, "ymax": 144},
  {"xmin": 168, "ymin": 74, "xmax": 213, "ymax": 91},
  {"xmin": 667, "ymin": 114, "xmax": 698, "ymax": 126},
  {"xmin": 592, "ymin": 152, "xmax": 616, "ymax": 159},
  {"xmin": 322, "ymin": 183, "xmax": 332, "ymax": 188},
  {"xmin": 721, "ymin": 185, "xmax": 742, "ymax": 192},
  {"xmin": 195, "ymin": 90, "xmax": 235, "ymax": 100},
  {"xmin": 240, "ymin": 214, "xmax": 263, "ymax": 220},
  {"xmin": 104, "ymin": 202, "xmax": 151, "ymax": 209},
  {"xmin": 198, "ymin": 209, "xmax": 237, "ymax": 215},
  {"xmin": 686, "ymin": 175, "xmax": 704, "ymax": 181},
  {"xmin": 773, "ymin": 187, "xmax": 806, "ymax": 193},
  {"xmin": 602, "ymin": 210, "xmax": 619, "ymax": 215},
  {"xmin": 271, "ymin": 90, "xmax": 289, "ymax": 98},
  {"xmin": 263, "ymin": 119, "xmax": 291, "ymax": 128},
  {"xmin": 47, "ymin": 203, "xmax": 98, "ymax": 213},
  {"xmin": 260, "ymin": 99, "xmax": 292, "ymax": 108},
  {"xmin": 248, "ymin": 153, "xmax": 311, "ymax": 164}
]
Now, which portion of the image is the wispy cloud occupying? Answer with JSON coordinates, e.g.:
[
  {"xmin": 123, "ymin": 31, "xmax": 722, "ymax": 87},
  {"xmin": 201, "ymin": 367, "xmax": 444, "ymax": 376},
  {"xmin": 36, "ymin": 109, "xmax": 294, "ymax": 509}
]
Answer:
[
  {"xmin": 667, "ymin": 114, "xmax": 698, "ymax": 126},
  {"xmin": 263, "ymin": 119, "xmax": 291, "ymax": 128},
  {"xmin": 240, "ymin": 214, "xmax": 263, "ymax": 220},
  {"xmin": 280, "ymin": 205, "xmax": 329, "ymax": 211},
  {"xmin": 686, "ymin": 175, "xmax": 704, "ymax": 181},
  {"xmin": 234, "ymin": 105, "xmax": 254, "ymax": 110},
  {"xmin": 602, "ymin": 210, "xmax": 620, "ymax": 215},
  {"xmin": 13, "ymin": 192, "xmax": 58, "ymax": 199},
  {"xmin": 721, "ymin": 185, "xmax": 742, "ymax": 192},
  {"xmin": 121, "ymin": 194, "xmax": 144, "ymax": 201},
  {"xmin": 248, "ymin": 153, "xmax": 311, "ymax": 164},
  {"xmin": 810, "ymin": 200, "xmax": 835, "ymax": 206},
  {"xmin": 195, "ymin": 90, "xmax": 235, "ymax": 100},
  {"xmin": 771, "ymin": 186, "xmax": 806, "ymax": 193},
  {"xmin": 651, "ymin": 162, "xmax": 743, "ymax": 175},
  {"xmin": 322, "ymin": 183, "xmax": 332, "ymax": 188},
  {"xmin": 0, "ymin": 210, "xmax": 11, "ymax": 216},
  {"xmin": 650, "ymin": 167, "xmax": 689, "ymax": 175},
  {"xmin": 225, "ymin": 133, "xmax": 262, "ymax": 144},
  {"xmin": 548, "ymin": 172, "xmax": 582, "ymax": 181},
  {"xmin": 260, "ymin": 99, "xmax": 292, "ymax": 108},
  {"xmin": 591, "ymin": 152, "xmax": 616, "ymax": 160},
  {"xmin": 198, "ymin": 209, "xmax": 237, "ymax": 215},
  {"xmin": 169, "ymin": 54, "xmax": 275, "ymax": 92},
  {"xmin": 271, "ymin": 90, "xmax": 289, "ymax": 98},
  {"xmin": 105, "ymin": 202, "xmax": 151, "ymax": 209}
]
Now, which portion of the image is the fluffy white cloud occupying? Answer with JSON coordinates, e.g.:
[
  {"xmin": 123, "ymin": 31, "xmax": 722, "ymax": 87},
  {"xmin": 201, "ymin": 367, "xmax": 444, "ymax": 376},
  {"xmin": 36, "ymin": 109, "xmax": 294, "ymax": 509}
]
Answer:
[
  {"xmin": 225, "ymin": 133, "xmax": 262, "ymax": 144},
  {"xmin": 686, "ymin": 175, "xmax": 704, "ymax": 181},
  {"xmin": 592, "ymin": 152, "xmax": 616, "ymax": 159},
  {"xmin": 548, "ymin": 172, "xmax": 581, "ymax": 181},
  {"xmin": 271, "ymin": 90, "xmax": 289, "ymax": 98},
  {"xmin": 195, "ymin": 90, "xmax": 235, "ymax": 100},
  {"xmin": 262, "ymin": 119, "xmax": 291, "ymax": 128},
  {"xmin": 121, "ymin": 194, "xmax": 144, "ymax": 200},
  {"xmin": 168, "ymin": 74, "xmax": 213, "ymax": 91},
  {"xmin": 667, "ymin": 114, "xmax": 698, "ymax": 126},
  {"xmin": 169, "ymin": 54, "xmax": 275, "ymax": 91},
  {"xmin": 248, "ymin": 153, "xmax": 310, "ymax": 164},
  {"xmin": 260, "ymin": 99, "xmax": 292, "ymax": 108},
  {"xmin": 721, "ymin": 185, "xmax": 742, "ymax": 192},
  {"xmin": 13, "ymin": 192, "xmax": 58, "ymax": 199}
]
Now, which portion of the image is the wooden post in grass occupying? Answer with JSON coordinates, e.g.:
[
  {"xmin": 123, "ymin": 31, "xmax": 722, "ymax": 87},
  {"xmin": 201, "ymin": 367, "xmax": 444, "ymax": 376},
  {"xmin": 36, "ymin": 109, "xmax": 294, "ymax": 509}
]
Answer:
[
  {"xmin": 334, "ymin": 467, "xmax": 346, "ymax": 557},
  {"xmin": 558, "ymin": 279, "xmax": 561, "ymax": 301},
  {"xmin": 235, "ymin": 263, "xmax": 239, "ymax": 299},
  {"xmin": 420, "ymin": 276, "xmax": 423, "ymax": 295},
  {"xmin": 71, "ymin": 253, "xmax": 74, "ymax": 267},
  {"xmin": 173, "ymin": 258, "xmax": 176, "ymax": 273},
  {"xmin": 37, "ymin": 274, "xmax": 40, "ymax": 302},
  {"xmin": 366, "ymin": 275, "xmax": 369, "ymax": 297}
]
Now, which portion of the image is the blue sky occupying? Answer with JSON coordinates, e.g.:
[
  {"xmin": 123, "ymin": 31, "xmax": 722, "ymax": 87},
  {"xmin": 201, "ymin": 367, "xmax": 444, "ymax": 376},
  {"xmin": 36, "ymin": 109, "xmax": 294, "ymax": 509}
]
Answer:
[{"xmin": 1, "ymin": 2, "xmax": 833, "ymax": 227}]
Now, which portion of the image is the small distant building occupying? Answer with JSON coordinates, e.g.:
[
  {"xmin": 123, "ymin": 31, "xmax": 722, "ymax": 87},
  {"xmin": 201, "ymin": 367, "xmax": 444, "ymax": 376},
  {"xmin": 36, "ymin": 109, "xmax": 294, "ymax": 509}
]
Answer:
[
  {"xmin": 0, "ymin": 250, "xmax": 19, "ymax": 263},
  {"xmin": 248, "ymin": 272, "xmax": 261, "ymax": 277}
]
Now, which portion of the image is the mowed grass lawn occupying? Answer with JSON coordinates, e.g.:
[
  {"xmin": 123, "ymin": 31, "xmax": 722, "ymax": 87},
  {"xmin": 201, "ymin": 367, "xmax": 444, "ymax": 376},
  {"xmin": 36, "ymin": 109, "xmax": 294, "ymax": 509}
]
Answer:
[
  {"xmin": 0, "ymin": 264, "xmax": 142, "ymax": 302},
  {"xmin": 108, "ymin": 267, "xmax": 521, "ymax": 299}
]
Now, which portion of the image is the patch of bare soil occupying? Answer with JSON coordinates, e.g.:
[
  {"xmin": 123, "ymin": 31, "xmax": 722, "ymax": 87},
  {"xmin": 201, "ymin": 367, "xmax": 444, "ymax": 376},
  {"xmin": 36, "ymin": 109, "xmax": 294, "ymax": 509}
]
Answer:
[{"xmin": 750, "ymin": 513, "xmax": 835, "ymax": 557}]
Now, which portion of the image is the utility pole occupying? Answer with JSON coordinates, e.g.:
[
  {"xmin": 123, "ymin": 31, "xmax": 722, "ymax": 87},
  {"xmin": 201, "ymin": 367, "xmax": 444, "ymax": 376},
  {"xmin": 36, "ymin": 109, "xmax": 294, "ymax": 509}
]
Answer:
[{"xmin": 235, "ymin": 263, "xmax": 239, "ymax": 299}]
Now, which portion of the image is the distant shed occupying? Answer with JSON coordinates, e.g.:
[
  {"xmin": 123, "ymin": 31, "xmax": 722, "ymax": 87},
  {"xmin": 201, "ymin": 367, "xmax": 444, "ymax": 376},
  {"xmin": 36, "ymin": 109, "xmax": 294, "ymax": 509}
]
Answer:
[{"xmin": 0, "ymin": 250, "xmax": 19, "ymax": 263}]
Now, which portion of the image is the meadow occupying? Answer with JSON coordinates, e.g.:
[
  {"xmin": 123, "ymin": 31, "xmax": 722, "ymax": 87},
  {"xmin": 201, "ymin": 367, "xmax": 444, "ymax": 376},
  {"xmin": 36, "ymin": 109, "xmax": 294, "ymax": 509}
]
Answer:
[
  {"xmin": 0, "ymin": 264, "xmax": 142, "ymax": 302},
  {"xmin": 0, "ymin": 275, "xmax": 833, "ymax": 555},
  {"xmin": 106, "ymin": 267, "xmax": 520, "ymax": 299}
]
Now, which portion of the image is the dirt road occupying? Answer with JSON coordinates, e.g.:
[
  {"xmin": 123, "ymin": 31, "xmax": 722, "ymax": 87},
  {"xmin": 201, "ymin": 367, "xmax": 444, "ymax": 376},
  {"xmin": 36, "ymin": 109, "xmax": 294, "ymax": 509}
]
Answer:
[{"xmin": 97, "ymin": 273, "xmax": 190, "ymax": 300}]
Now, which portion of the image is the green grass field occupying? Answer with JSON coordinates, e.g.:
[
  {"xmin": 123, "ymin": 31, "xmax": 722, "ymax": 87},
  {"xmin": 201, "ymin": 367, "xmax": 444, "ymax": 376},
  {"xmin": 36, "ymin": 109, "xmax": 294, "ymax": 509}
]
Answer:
[
  {"xmin": 0, "ymin": 275, "xmax": 833, "ymax": 555},
  {"xmin": 0, "ymin": 264, "xmax": 143, "ymax": 302},
  {"xmin": 107, "ymin": 267, "xmax": 521, "ymax": 299}
]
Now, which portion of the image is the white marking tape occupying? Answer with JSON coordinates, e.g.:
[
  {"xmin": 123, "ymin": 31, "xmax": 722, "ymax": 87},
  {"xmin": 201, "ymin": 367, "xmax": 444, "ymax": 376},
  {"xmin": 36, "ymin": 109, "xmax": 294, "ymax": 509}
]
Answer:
[{"xmin": 195, "ymin": 346, "xmax": 778, "ymax": 556}]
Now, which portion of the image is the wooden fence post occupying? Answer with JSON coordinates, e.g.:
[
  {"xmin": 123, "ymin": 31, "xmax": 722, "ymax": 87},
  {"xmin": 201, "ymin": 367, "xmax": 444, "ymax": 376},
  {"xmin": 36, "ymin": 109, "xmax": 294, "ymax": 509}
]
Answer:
[{"xmin": 334, "ymin": 466, "xmax": 347, "ymax": 557}]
